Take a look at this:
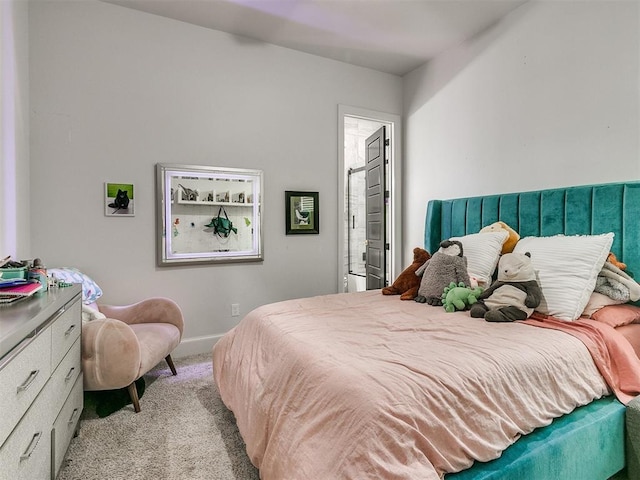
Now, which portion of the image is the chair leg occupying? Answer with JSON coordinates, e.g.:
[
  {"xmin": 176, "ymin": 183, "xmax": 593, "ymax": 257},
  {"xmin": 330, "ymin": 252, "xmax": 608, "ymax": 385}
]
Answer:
[
  {"xmin": 127, "ymin": 382, "xmax": 141, "ymax": 413},
  {"xmin": 166, "ymin": 354, "xmax": 177, "ymax": 376}
]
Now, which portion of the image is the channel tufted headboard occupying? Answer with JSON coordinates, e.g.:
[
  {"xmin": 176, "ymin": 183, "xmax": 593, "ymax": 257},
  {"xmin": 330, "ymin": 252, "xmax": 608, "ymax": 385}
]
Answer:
[{"xmin": 425, "ymin": 181, "xmax": 640, "ymax": 277}]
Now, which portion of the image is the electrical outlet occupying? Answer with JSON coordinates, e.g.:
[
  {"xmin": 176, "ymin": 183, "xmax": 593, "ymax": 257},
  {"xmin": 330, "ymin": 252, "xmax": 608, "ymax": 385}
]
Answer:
[{"xmin": 231, "ymin": 303, "xmax": 240, "ymax": 317}]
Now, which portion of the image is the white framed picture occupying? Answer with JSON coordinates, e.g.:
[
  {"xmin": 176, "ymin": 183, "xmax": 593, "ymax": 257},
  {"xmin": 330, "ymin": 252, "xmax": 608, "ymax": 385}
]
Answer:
[{"xmin": 105, "ymin": 182, "xmax": 135, "ymax": 216}]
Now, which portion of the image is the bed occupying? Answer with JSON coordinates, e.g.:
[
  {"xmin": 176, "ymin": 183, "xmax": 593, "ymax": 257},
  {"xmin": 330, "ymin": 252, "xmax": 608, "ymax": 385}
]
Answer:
[{"xmin": 213, "ymin": 181, "xmax": 640, "ymax": 479}]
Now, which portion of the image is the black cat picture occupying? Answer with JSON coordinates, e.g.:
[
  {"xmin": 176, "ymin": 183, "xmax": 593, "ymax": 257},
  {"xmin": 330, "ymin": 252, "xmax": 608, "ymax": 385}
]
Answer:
[{"xmin": 106, "ymin": 184, "xmax": 134, "ymax": 215}]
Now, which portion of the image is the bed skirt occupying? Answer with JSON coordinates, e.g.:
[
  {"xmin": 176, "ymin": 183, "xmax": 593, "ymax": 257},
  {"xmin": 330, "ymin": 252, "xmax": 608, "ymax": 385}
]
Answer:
[{"xmin": 446, "ymin": 396, "xmax": 625, "ymax": 480}]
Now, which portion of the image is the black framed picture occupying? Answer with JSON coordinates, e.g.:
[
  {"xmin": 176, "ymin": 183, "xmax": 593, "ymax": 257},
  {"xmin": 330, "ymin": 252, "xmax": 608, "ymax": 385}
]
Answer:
[
  {"xmin": 104, "ymin": 182, "xmax": 135, "ymax": 216},
  {"xmin": 285, "ymin": 191, "xmax": 319, "ymax": 235}
]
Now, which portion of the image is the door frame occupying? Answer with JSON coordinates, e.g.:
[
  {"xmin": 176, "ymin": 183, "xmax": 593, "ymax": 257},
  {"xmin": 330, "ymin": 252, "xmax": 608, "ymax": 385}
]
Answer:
[{"xmin": 338, "ymin": 105, "xmax": 402, "ymax": 292}]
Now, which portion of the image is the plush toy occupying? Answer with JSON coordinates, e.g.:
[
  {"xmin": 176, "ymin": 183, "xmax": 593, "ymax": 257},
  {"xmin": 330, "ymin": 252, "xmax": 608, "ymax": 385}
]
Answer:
[
  {"xmin": 480, "ymin": 221, "xmax": 520, "ymax": 254},
  {"xmin": 607, "ymin": 252, "xmax": 627, "ymax": 271},
  {"xmin": 470, "ymin": 252, "xmax": 542, "ymax": 322},
  {"xmin": 441, "ymin": 282, "xmax": 484, "ymax": 313},
  {"xmin": 382, "ymin": 247, "xmax": 431, "ymax": 300},
  {"xmin": 415, "ymin": 240, "xmax": 470, "ymax": 306}
]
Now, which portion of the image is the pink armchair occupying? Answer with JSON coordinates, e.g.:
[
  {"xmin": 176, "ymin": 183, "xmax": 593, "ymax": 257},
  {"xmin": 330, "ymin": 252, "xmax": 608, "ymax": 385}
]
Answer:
[{"xmin": 81, "ymin": 297, "xmax": 184, "ymax": 412}]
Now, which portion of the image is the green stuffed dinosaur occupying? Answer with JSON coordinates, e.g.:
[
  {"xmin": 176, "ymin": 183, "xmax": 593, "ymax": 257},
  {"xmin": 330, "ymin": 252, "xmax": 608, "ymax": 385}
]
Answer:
[{"xmin": 442, "ymin": 282, "xmax": 484, "ymax": 313}]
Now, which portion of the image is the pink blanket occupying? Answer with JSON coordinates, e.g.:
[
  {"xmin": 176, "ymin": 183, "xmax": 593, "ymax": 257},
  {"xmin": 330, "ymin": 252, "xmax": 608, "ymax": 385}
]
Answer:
[
  {"xmin": 525, "ymin": 313, "xmax": 640, "ymax": 404},
  {"xmin": 213, "ymin": 291, "xmax": 616, "ymax": 479}
]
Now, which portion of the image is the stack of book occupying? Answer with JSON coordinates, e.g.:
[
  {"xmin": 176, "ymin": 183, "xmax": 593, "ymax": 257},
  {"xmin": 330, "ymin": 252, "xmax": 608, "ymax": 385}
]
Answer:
[{"xmin": 0, "ymin": 279, "xmax": 43, "ymax": 305}]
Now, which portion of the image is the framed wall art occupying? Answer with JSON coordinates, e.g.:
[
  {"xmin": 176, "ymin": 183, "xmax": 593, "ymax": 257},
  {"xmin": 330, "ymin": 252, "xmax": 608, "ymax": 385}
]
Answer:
[
  {"xmin": 105, "ymin": 182, "xmax": 135, "ymax": 216},
  {"xmin": 156, "ymin": 164, "xmax": 263, "ymax": 266},
  {"xmin": 285, "ymin": 191, "xmax": 319, "ymax": 235}
]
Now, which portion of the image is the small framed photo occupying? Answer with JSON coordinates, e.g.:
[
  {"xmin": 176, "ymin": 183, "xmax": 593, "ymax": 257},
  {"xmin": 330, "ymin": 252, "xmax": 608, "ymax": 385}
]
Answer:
[
  {"xmin": 105, "ymin": 183, "xmax": 134, "ymax": 216},
  {"xmin": 285, "ymin": 191, "xmax": 319, "ymax": 235}
]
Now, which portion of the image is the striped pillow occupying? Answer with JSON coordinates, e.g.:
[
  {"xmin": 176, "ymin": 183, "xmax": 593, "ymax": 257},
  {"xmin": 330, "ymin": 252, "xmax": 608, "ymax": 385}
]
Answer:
[{"xmin": 513, "ymin": 233, "xmax": 614, "ymax": 321}]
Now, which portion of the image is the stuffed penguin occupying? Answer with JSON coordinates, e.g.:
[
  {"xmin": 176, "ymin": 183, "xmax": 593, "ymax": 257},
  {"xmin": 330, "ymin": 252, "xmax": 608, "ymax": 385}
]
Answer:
[
  {"xmin": 470, "ymin": 252, "xmax": 542, "ymax": 322},
  {"xmin": 414, "ymin": 240, "xmax": 470, "ymax": 306}
]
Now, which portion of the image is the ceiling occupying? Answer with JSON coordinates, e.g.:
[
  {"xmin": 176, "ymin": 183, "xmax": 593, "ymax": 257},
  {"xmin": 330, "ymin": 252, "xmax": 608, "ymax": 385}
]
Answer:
[{"xmin": 101, "ymin": 0, "xmax": 527, "ymax": 76}]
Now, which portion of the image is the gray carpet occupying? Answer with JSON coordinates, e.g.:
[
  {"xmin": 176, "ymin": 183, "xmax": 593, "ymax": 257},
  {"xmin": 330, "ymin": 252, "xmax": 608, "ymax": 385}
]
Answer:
[{"xmin": 58, "ymin": 353, "xmax": 260, "ymax": 480}]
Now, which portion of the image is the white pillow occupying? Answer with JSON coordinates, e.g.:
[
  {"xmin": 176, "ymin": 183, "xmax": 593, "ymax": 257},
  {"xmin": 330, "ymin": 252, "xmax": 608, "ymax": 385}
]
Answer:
[
  {"xmin": 81, "ymin": 303, "xmax": 106, "ymax": 324},
  {"xmin": 48, "ymin": 267, "xmax": 103, "ymax": 304},
  {"xmin": 513, "ymin": 233, "xmax": 614, "ymax": 321},
  {"xmin": 450, "ymin": 231, "xmax": 508, "ymax": 287}
]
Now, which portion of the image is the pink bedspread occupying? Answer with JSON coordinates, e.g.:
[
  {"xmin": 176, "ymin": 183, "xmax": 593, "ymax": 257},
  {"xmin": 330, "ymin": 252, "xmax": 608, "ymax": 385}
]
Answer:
[
  {"xmin": 213, "ymin": 291, "xmax": 613, "ymax": 480},
  {"xmin": 525, "ymin": 313, "xmax": 640, "ymax": 404}
]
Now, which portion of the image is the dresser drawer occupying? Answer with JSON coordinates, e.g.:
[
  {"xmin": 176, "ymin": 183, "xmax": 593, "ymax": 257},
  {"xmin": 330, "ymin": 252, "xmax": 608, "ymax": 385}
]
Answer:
[
  {"xmin": 0, "ymin": 328, "xmax": 52, "ymax": 447},
  {"xmin": 48, "ymin": 337, "xmax": 81, "ymax": 419},
  {"xmin": 52, "ymin": 374, "xmax": 83, "ymax": 478},
  {"xmin": 0, "ymin": 382, "xmax": 52, "ymax": 480},
  {"xmin": 51, "ymin": 298, "xmax": 81, "ymax": 368}
]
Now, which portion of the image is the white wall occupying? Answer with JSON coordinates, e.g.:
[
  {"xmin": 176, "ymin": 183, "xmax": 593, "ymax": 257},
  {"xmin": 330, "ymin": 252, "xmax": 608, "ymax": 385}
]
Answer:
[
  {"xmin": 0, "ymin": 0, "xmax": 30, "ymax": 260},
  {"xmin": 24, "ymin": 0, "xmax": 639, "ymax": 352},
  {"xmin": 28, "ymin": 0, "xmax": 402, "ymax": 354},
  {"xmin": 403, "ymin": 1, "xmax": 640, "ymax": 260}
]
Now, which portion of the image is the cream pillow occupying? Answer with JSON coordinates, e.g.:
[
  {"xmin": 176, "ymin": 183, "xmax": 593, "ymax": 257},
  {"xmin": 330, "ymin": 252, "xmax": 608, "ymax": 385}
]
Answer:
[
  {"xmin": 450, "ymin": 231, "xmax": 508, "ymax": 287},
  {"xmin": 81, "ymin": 303, "xmax": 106, "ymax": 324},
  {"xmin": 581, "ymin": 291, "xmax": 625, "ymax": 318},
  {"xmin": 513, "ymin": 233, "xmax": 614, "ymax": 321}
]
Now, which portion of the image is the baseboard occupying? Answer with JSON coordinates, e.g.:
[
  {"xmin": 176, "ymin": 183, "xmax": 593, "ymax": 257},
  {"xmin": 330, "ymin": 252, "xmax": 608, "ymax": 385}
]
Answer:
[{"xmin": 172, "ymin": 334, "xmax": 224, "ymax": 358}]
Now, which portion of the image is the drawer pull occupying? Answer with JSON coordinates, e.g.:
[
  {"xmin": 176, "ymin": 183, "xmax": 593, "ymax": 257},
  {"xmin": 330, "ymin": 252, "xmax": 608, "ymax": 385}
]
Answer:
[
  {"xmin": 64, "ymin": 324, "xmax": 76, "ymax": 337},
  {"xmin": 20, "ymin": 431, "xmax": 42, "ymax": 461},
  {"xmin": 67, "ymin": 407, "xmax": 79, "ymax": 426},
  {"xmin": 16, "ymin": 370, "xmax": 40, "ymax": 393},
  {"xmin": 65, "ymin": 367, "xmax": 76, "ymax": 382}
]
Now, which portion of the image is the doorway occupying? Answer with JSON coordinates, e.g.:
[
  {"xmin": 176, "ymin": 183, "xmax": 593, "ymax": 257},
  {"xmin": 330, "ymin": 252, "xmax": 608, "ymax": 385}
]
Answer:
[{"xmin": 338, "ymin": 105, "xmax": 401, "ymax": 293}]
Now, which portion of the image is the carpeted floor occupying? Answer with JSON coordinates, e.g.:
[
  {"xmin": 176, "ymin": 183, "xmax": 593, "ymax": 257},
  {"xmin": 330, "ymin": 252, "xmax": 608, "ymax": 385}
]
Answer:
[{"xmin": 58, "ymin": 353, "xmax": 260, "ymax": 480}]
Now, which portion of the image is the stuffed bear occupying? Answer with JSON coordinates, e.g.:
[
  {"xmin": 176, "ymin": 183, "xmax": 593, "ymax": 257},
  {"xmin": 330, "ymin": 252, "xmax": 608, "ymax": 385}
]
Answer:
[
  {"xmin": 415, "ymin": 240, "xmax": 470, "ymax": 306},
  {"xmin": 470, "ymin": 252, "xmax": 542, "ymax": 322},
  {"xmin": 607, "ymin": 252, "xmax": 627, "ymax": 271},
  {"xmin": 480, "ymin": 221, "xmax": 520, "ymax": 254},
  {"xmin": 442, "ymin": 282, "xmax": 484, "ymax": 313},
  {"xmin": 382, "ymin": 247, "xmax": 431, "ymax": 300}
]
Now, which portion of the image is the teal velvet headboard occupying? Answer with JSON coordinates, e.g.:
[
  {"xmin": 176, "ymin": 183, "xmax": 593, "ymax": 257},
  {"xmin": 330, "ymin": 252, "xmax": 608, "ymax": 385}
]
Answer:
[{"xmin": 425, "ymin": 181, "xmax": 640, "ymax": 277}]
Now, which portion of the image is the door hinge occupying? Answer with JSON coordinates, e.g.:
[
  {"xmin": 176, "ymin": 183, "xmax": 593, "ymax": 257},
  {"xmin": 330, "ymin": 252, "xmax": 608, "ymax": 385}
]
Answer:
[
  {"xmin": 384, "ymin": 139, "xmax": 390, "ymax": 146},
  {"xmin": 385, "ymin": 243, "xmax": 390, "ymax": 250},
  {"xmin": 384, "ymin": 190, "xmax": 390, "ymax": 199}
]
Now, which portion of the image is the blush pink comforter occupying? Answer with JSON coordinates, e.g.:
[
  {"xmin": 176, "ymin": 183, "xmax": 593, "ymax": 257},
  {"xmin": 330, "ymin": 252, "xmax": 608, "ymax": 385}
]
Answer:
[
  {"xmin": 213, "ymin": 291, "xmax": 615, "ymax": 480},
  {"xmin": 525, "ymin": 313, "xmax": 640, "ymax": 404}
]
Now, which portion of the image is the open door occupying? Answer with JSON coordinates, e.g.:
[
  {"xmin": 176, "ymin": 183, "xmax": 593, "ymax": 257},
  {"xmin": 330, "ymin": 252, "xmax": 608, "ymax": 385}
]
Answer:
[{"xmin": 365, "ymin": 126, "xmax": 387, "ymax": 290}]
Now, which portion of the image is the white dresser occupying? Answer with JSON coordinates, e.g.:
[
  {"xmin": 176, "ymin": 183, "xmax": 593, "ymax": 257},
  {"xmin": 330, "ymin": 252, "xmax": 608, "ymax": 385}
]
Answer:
[{"xmin": 0, "ymin": 284, "xmax": 83, "ymax": 480}]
